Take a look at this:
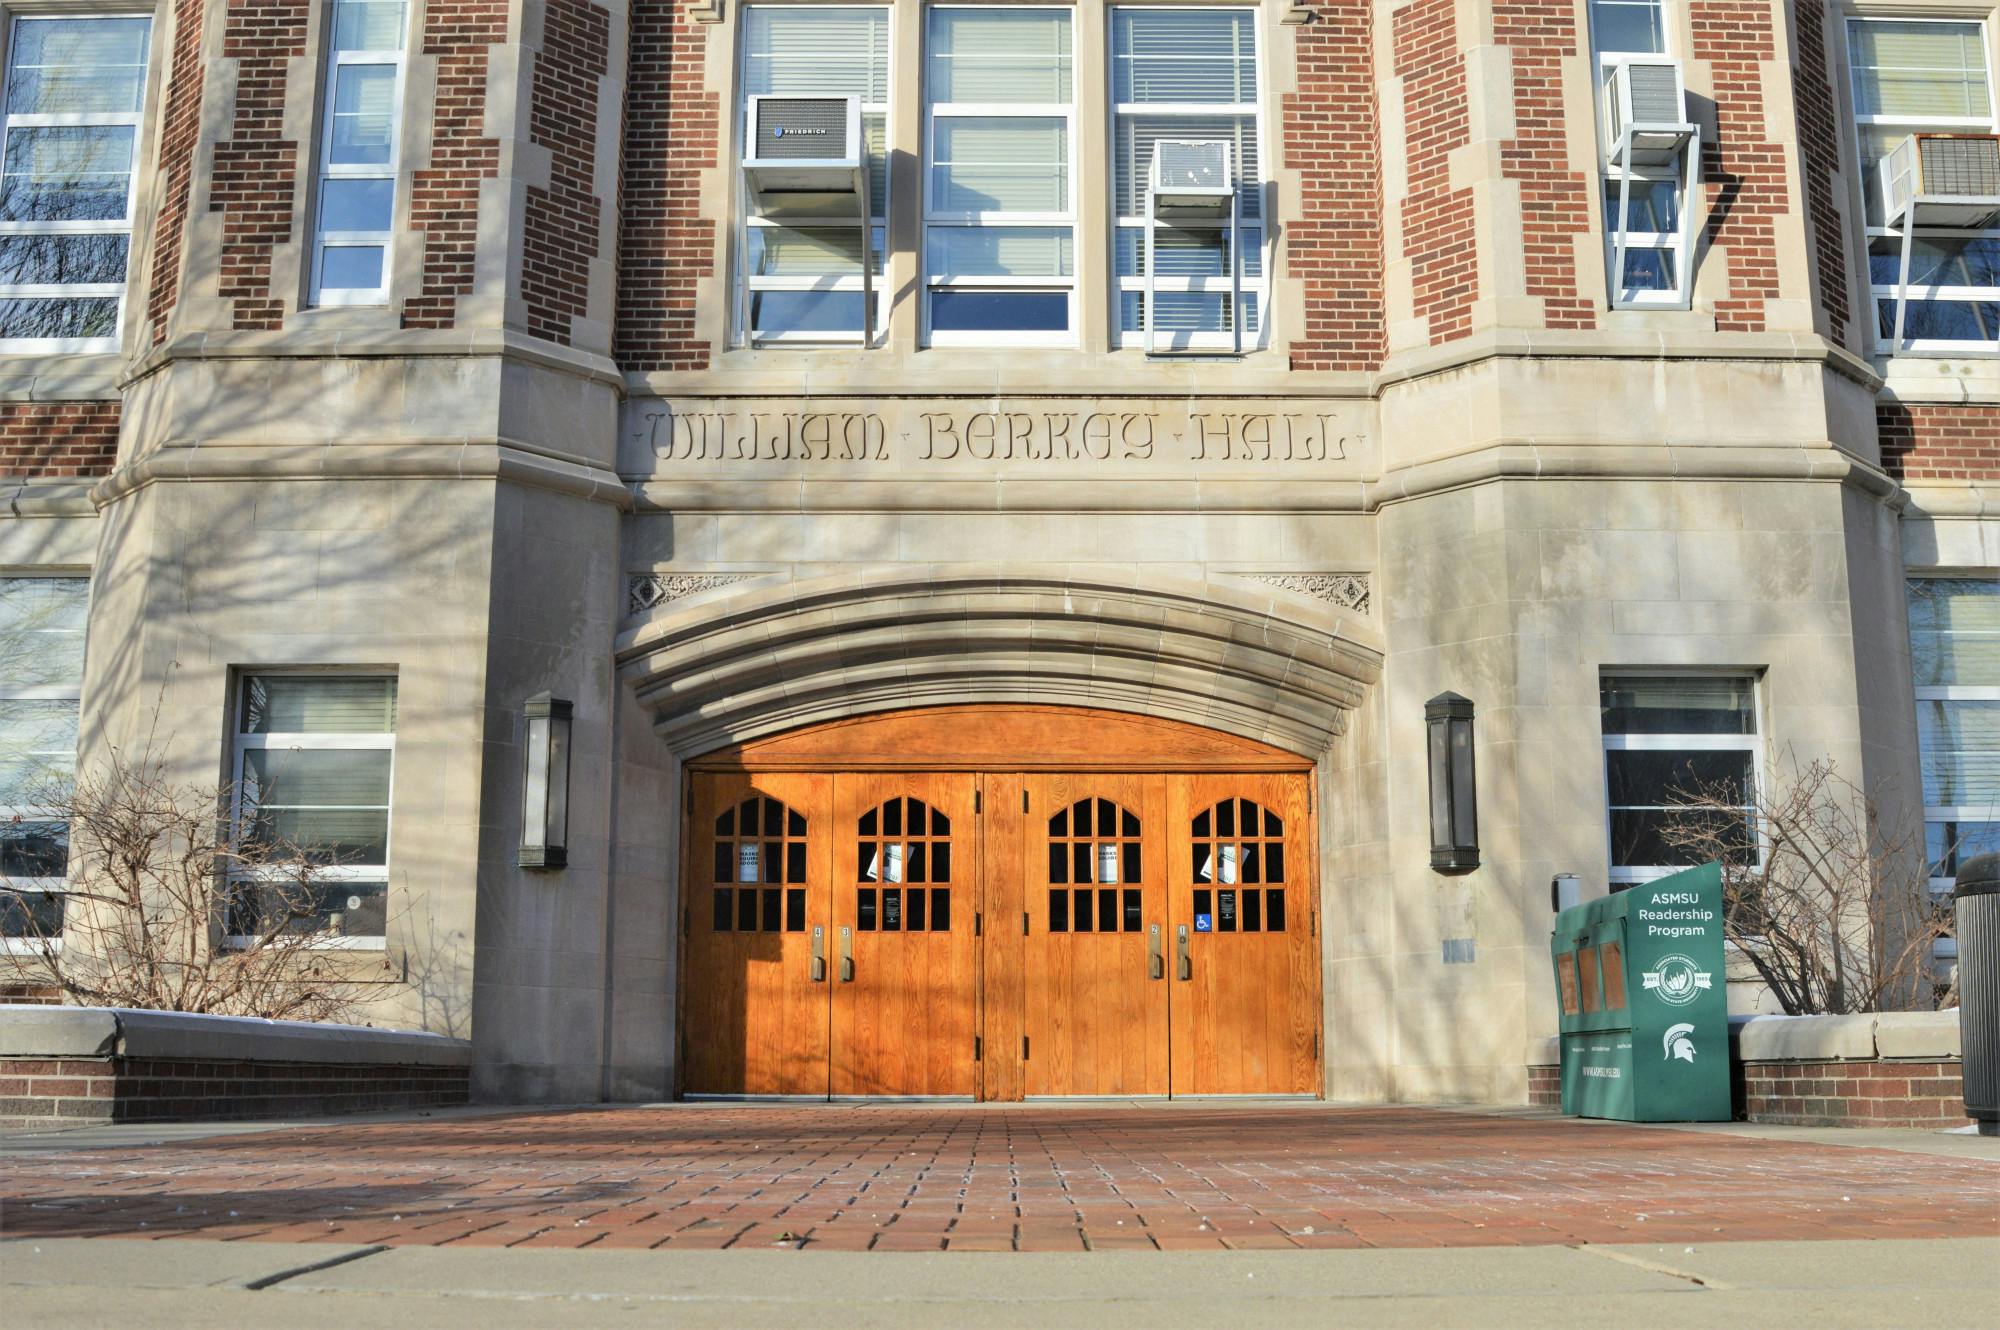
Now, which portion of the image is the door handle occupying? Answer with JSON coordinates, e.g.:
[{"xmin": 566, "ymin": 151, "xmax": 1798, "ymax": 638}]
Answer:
[
  {"xmin": 810, "ymin": 925, "xmax": 826, "ymax": 982},
  {"xmin": 1148, "ymin": 923, "xmax": 1164, "ymax": 980},
  {"xmin": 1176, "ymin": 924, "xmax": 1191, "ymax": 981},
  {"xmin": 839, "ymin": 925, "xmax": 854, "ymax": 982}
]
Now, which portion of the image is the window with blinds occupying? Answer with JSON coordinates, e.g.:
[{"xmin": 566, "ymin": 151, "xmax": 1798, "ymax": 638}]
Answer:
[
  {"xmin": 1600, "ymin": 674, "xmax": 1760, "ymax": 885},
  {"xmin": 0, "ymin": 14, "xmax": 151, "ymax": 350},
  {"xmin": 740, "ymin": 5, "xmax": 890, "ymax": 342},
  {"xmin": 1111, "ymin": 6, "xmax": 1264, "ymax": 347},
  {"xmin": 229, "ymin": 674, "xmax": 397, "ymax": 945},
  {"xmin": 310, "ymin": 0, "xmax": 408, "ymax": 306},
  {"xmin": 1587, "ymin": 0, "xmax": 1687, "ymax": 307},
  {"xmin": 0, "ymin": 578, "xmax": 87, "ymax": 942},
  {"xmin": 1909, "ymin": 579, "xmax": 2000, "ymax": 886},
  {"xmin": 1848, "ymin": 18, "xmax": 1999, "ymax": 355},
  {"xmin": 923, "ymin": 6, "xmax": 1075, "ymax": 343}
]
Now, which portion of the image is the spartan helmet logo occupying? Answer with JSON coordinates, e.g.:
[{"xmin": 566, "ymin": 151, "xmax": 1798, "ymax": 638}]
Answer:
[{"xmin": 1663, "ymin": 1023, "xmax": 1697, "ymax": 1063}]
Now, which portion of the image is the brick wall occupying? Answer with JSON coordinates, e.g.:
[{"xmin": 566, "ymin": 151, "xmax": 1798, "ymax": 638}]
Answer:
[
  {"xmin": 615, "ymin": 2, "xmax": 718, "ymax": 371},
  {"xmin": 146, "ymin": 0, "xmax": 207, "ymax": 345},
  {"xmin": 1395, "ymin": 0, "xmax": 1477, "ymax": 345},
  {"xmin": 0, "ymin": 402, "xmax": 122, "ymax": 480},
  {"xmin": 1791, "ymin": 0, "xmax": 1851, "ymax": 347},
  {"xmin": 1495, "ymin": 0, "xmax": 1594, "ymax": 331},
  {"xmin": 1737, "ymin": 1059, "xmax": 1967, "ymax": 1129},
  {"xmin": 1878, "ymin": 403, "xmax": 2000, "ymax": 483},
  {"xmin": 1528, "ymin": 1062, "xmax": 1560, "ymax": 1108},
  {"xmin": 523, "ymin": 0, "xmax": 611, "ymax": 346},
  {"xmin": 212, "ymin": 0, "xmax": 310, "ymax": 331},
  {"xmin": 1692, "ymin": 1, "xmax": 1788, "ymax": 333},
  {"xmin": 404, "ymin": 1, "xmax": 507, "ymax": 328},
  {"xmin": 1285, "ymin": 2, "xmax": 1386, "ymax": 371},
  {"xmin": 0, "ymin": 1056, "xmax": 470, "ymax": 1131}
]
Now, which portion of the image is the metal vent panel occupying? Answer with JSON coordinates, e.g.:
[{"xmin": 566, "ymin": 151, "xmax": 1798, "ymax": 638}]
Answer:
[
  {"xmin": 1626, "ymin": 64, "xmax": 1682, "ymax": 123},
  {"xmin": 1154, "ymin": 141, "xmax": 1229, "ymax": 191},
  {"xmin": 752, "ymin": 98, "xmax": 850, "ymax": 161},
  {"xmin": 1919, "ymin": 135, "xmax": 2000, "ymax": 196}
]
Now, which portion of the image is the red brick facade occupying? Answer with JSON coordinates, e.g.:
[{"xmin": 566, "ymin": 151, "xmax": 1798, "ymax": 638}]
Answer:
[
  {"xmin": 1531, "ymin": 1056, "xmax": 1969, "ymax": 1128},
  {"xmin": 1791, "ymin": 0, "xmax": 1852, "ymax": 348},
  {"xmin": 0, "ymin": 402, "xmax": 122, "ymax": 480},
  {"xmin": 0, "ymin": 1055, "xmax": 469, "ymax": 1131},
  {"xmin": 1692, "ymin": 1, "xmax": 1788, "ymax": 333},
  {"xmin": 614, "ymin": 2, "xmax": 719, "ymax": 371},
  {"xmin": 1496, "ymin": 0, "xmax": 1594, "ymax": 331},
  {"xmin": 1395, "ymin": 0, "xmax": 1478, "ymax": 345},
  {"xmin": 404, "ymin": 1, "xmax": 507, "ymax": 329},
  {"xmin": 523, "ymin": 1, "xmax": 612, "ymax": 346},
  {"xmin": 1879, "ymin": 403, "xmax": 2000, "ymax": 484},
  {"xmin": 1285, "ymin": 2, "xmax": 1386, "ymax": 371},
  {"xmin": 211, "ymin": 0, "xmax": 310, "ymax": 331},
  {"xmin": 145, "ymin": 0, "xmax": 207, "ymax": 346}
]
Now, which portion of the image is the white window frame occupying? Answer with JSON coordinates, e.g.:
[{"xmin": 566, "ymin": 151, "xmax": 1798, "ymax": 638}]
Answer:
[
  {"xmin": 309, "ymin": 3, "xmax": 410, "ymax": 308},
  {"xmin": 224, "ymin": 672, "xmax": 396, "ymax": 951},
  {"xmin": 1600, "ymin": 671, "xmax": 1764, "ymax": 888},
  {"xmin": 0, "ymin": 573, "xmax": 87, "ymax": 953},
  {"xmin": 1909, "ymin": 575, "xmax": 2000, "ymax": 894},
  {"xmin": 1109, "ymin": 3, "xmax": 1268, "ymax": 351},
  {"xmin": 921, "ymin": 4, "xmax": 1078, "ymax": 348},
  {"xmin": 737, "ymin": 3, "xmax": 892, "ymax": 346},
  {"xmin": 1846, "ymin": 13, "xmax": 2000, "ymax": 357},
  {"xmin": 0, "ymin": 10, "xmax": 150, "ymax": 353},
  {"xmin": 1588, "ymin": 0, "xmax": 1690, "ymax": 310}
]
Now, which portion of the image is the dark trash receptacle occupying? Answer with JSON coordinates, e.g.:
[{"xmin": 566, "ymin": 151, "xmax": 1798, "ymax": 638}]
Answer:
[{"xmin": 1952, "ymin": 853, "xmax": 2000, "ymax": 1136}]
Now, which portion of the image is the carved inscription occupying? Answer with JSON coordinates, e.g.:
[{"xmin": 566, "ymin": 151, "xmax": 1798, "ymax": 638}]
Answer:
[{"xmin": 634, "ymin": 402, "xmax": 1363, "ymax": 470}]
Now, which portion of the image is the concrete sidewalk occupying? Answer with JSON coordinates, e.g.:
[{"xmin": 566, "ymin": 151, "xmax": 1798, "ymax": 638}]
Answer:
[{"xmin": 4, "ymin": 1235, "xmax": 1995, "ymax": 1328}]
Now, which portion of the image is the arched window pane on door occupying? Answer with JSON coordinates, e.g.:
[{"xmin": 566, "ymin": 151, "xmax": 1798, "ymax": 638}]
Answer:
[
  {"xmin": 1046, "ymin": 796, "xmax": 1141, "ymax": 933},
  {"xmin": 856, "ymin": 796, "xmax": 952, "ymax": 932},
  {"xmin": 711, "ymin": 794, "xmax": 807, "ymax": 932},
  {"xmin": 1190, "ymin": 797, "xmax": 1286, "ymax": 933}
]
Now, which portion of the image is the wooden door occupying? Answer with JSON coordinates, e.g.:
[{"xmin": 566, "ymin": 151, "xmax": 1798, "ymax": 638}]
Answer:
[
  {"xmin": 1021, "ymin": 774, "xmax": 1169, "ymax": 1096},
  {"xmin": 829, "ymin": 773, "xmax": 979, "ymax": 1096},
  {"xmin": 682, "ymin": 773, "xmax": 832, "ymax": 1096},
  {"xmin": 1167, "ymin": 773, "xmax": 1319, "ymax": 1095}
]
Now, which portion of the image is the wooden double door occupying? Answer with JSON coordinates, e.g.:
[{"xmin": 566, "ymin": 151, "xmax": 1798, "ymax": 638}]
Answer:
[{"xmin": 679, "ymin": 709, "xmax": 1320, "ymax": 1099}]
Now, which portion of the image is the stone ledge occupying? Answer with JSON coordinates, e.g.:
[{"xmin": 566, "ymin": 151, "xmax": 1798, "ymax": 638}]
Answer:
[{"xmin": 0, "ymin": 1006, "xmax": 471, "ymax": 1068}]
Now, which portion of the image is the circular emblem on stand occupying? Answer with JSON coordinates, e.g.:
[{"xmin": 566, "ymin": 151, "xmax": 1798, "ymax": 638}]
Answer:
[{"xmin": 1641, "ymin": 953, "xmax": 1711, "ymax": 1007}]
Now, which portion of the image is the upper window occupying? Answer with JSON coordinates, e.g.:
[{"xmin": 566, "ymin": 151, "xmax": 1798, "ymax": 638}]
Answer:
[
  {"xmin": 310, "ymin": 0, "xmax": 409, "ymax": 305},
  {"xmin": 1588, "ymin": 1, "xmax": 1689, "ymax": 308},
  {"xmin": 855, "ymin": 795, "xmax": 952, "ymax": 931},
  {"xmin": 228, "ymin": 674, "xmax": 397, "ymax": 946},
  {"xmin": 711, "ymin": 794, "xmax": 808, "ymax": 932},
  {"xmin": 924, "ymin": 5, "xmax": 1075, "ymax": 345},
  {"xmin": 1848, "ymin": 18, "xmax": 1999, "ymax": 355},
  {"xmin": 738, "ymin": 4, "xmax": 890, "ymax": 344},
  {"xmin": 1189, "ymin": 797, "xmax": 1286, "ymax": 932},
  {"xmin": 1111, "ymin": 6, "xmax": 1264, "ymax": 349},
  {"xmin": 1908, "ymin": 578, "xmax": 2000, "ymax": 887},
  {"xmin": 0, "ymin": 14, "xmax": 151, "ymax": 352},
  {"xmin": 1046, "ymin": 796, "xmax": 1142, "ymax": 934},
  {"xmin": 0, "ymin": 577, "xmax": 87, "ymax": 943},
  {"xmin": 1600, "ymin": 674, "xmax": 1759, "ymax": 884}
]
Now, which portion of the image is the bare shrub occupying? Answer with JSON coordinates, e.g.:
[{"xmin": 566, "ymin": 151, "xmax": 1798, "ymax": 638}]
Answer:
[
  {"xmin": 1, "ymin": 728, "xmax": 389, "ymax": 1020},
  {"xmin": 1659, "ymin": 753, "xmax": 1954, "ymax": 1016}
]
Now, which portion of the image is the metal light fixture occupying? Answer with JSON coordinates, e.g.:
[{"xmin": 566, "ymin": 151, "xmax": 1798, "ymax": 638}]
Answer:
[
  {"xmin": 519, "ymin": 693, "xmax": 572, "ymax": 869},
  {"xmin": 1426, "ymin": 691, "xmax": 1478, "ymax": 873}
]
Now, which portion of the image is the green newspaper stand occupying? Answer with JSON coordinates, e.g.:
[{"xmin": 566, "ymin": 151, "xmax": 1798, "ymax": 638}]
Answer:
[{"xmin": 1551, "ymin": 862, "xmax": 1731, "ymax": 1121}]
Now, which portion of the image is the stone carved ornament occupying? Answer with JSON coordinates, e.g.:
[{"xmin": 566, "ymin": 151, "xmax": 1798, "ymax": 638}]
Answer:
[
  {"xmin": 628, "ymin": 573, "xmax": 756, "ymax": 616},
  {"xmin": 1243, "ymin": 573, "xmax": 1371, "ymax": 615}
]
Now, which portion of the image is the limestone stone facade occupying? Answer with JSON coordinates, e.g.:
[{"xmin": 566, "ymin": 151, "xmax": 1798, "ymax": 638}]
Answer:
[{"xmin": 0, "ymin": 0, "xmax": 1993, "ymax": 1104}]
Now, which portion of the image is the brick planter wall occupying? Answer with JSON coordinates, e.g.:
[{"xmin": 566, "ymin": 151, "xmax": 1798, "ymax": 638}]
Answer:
[
  {"xmin": 1735, "ymin": 1059, "xmax": 1967, "ymax": 1129},
  {"xmin": 0, "ymin": 1055, "xmax": 469, "ymax": 1131},
  {"xmin": 1528, "ymin": 1062, "xmax": 1560, "ymax": 1109}
]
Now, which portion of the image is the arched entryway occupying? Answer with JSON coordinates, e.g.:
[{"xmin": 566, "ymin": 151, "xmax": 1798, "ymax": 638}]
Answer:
[{"xmin": 679, "ymin": 706, "xmax": 1320, "ymax": 1100}]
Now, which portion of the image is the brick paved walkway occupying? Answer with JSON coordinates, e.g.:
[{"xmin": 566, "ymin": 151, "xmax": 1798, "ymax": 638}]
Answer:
[{"xmin": 2, "ymin": 1106, "xmax": 1994, "ymax": 1252}]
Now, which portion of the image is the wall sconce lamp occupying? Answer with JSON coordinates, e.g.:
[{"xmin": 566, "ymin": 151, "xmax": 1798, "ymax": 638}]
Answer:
[
  {"xmin": 1426, "ymin": 691, "xmax": 1478, "ymax": 874},
  {"xmin": 519, "ymin": 693, "xmax": 572, "ymax": 869}
]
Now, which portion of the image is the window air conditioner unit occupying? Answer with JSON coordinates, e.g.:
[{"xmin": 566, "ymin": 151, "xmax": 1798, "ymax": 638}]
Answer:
[
  {"xmin": 1883, "ymin": 133, "xmax": 2000, "ymax": 230},
  {"xmin": 1148, "ymin": 139, "xmax": 1233, "ymax": 217},
  {"xmin": 742, "ymin": 94, "xmax": 865, "ymax": 210},
  {"xmin": 1603, "ymin": 56, "xmax": 1694, "ymax": 169}
]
